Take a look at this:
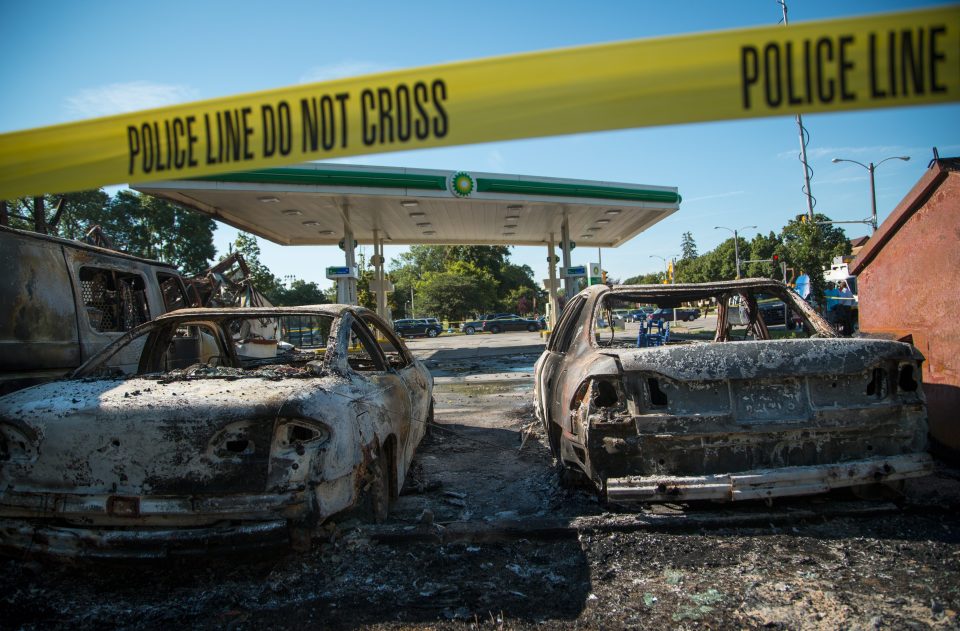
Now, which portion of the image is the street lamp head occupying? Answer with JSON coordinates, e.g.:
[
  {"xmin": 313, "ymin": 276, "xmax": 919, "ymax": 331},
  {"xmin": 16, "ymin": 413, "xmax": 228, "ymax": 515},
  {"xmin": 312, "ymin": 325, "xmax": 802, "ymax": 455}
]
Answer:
[
  {"xmin": 831, "ymin": 158, "xmax": 841, "ymax": 163},
  {"xmin": 897, "ymin": 156, "xmax": 910, "ymax": 162}
]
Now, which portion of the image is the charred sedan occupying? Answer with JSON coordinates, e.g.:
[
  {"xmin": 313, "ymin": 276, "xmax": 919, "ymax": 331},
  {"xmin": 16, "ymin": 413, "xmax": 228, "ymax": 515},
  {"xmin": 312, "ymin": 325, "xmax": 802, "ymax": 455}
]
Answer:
[
  {"xmin": 0, "ymin": 305, "xmax": 432, "ymax": 558},
  {"xmin": 534, "ymin": 279, "xmax": 931, "ymax": 504}
]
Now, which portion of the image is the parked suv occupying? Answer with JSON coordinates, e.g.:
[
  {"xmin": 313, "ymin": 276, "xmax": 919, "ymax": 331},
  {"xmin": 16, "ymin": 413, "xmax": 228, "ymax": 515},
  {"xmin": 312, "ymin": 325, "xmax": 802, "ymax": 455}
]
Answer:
[
  {"xmin": 460, "ymin": 313, "xmax": 513, "ymax": 335},
  {"xmin": 0, "ymin": 225, "xmax": 192, "ymax": 395},
  {"xmin": 394, "ymin": 318, "xmax": 442, "ymax": 338}
]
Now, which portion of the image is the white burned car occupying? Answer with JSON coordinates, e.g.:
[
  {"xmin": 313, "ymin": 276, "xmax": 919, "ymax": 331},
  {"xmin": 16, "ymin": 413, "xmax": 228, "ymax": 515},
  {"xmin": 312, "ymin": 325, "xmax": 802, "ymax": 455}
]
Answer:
[
  {"xmin": 535, "ymin": 279, "xmax": 932, "ymax": 503},
  {"xmin": 0, "ymin": 305, "xmax": 432, "ymax": 558}
]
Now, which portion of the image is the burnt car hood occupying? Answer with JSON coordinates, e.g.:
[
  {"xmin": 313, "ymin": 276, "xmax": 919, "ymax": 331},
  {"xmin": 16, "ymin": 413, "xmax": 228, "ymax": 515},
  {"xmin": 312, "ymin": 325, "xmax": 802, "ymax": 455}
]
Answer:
[
  {"xmin": 610, "ymin": 338, "xmax": 922, "ymax": 381},
  {"xmin": 0, "ymin": 375, "xmax": 350, "ymax": 495}
]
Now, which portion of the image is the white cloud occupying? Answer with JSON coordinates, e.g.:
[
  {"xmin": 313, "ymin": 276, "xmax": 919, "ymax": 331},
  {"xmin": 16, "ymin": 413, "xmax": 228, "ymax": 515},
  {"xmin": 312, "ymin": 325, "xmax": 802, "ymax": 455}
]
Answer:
[
  {"xmin": 777, "ymin": 143, "xmax": 960, "ymax": 161},
  {"xmin": 64, "ymin": 81, "xmax": 198, "ymax": 118},
  {"xmin": 299, "ymin": 61, "xmax": 392, "ymax": 84}
]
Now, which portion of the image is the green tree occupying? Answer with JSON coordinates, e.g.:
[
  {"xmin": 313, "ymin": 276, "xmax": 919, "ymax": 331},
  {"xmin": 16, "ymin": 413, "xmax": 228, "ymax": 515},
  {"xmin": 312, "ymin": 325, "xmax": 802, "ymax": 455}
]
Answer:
[
  {"xmin": 229, "ymin": 233, "xmax": 284, "ymax": 302},
  {"xmin": 742, "ymin": 231, "xmax": 782, "ymax": 279},
  {"xmin": 4, "ymin": 189, "xmax": 216, "ymax": 274},
  {"xmin": 680, "ymin": 231, "xmax": 698, "ymax": 260},
  {"xmin": 778, "ymin": 215, "xmax": 850, "ymax": 307},
  {"xmin": 414, "ymin": 261, "xmax": 498, "ymax": 320},
  {"xmin": 274, "ymin": 279, "xmax": 327, "ymax": 306},
  {"xmin": 623, "ymin": 271, "xmax": 666, "ymax": 284}
]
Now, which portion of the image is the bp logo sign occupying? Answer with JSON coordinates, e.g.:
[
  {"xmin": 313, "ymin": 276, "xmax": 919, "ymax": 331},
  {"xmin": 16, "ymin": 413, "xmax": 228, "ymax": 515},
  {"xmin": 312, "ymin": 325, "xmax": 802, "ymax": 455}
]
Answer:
[{"xmin": 449, "ymin": 171, "xmax": 475, "ymax": 197}]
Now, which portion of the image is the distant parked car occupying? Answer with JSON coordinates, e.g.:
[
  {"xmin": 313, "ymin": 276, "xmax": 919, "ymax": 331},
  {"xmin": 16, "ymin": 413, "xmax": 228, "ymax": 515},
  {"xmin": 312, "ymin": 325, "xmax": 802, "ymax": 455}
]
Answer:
[
  {"xmin": 460, "ymin": 313, "xmax": 513, "ymax": 335},
  {"xmin": 647, "ymin": 307, "xmax": 700, "ymax": 322},
  {"xmin": 481, "ymin": 315, "xmax": 543, "ymax": 334},
  {"xmin": 757, "ymin": 301, "xmax": 803, "ymax": 329},
  {"xmin": 623, "ymin": 307, "xmax": 655, "ymax": 322},
  {"xmin": 394, "ymin": 318, "xmax": 442, "ymax": 338},
  {"xmin": 0, "ymin": 305, "xmax": 432, "ymax": 558}
]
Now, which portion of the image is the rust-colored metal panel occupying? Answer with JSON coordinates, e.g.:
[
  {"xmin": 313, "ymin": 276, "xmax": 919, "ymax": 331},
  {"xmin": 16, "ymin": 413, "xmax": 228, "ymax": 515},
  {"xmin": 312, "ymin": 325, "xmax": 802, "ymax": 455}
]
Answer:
[{"xmin": 857, "ymin": 166, "xmax": 960, "ymax": 452}]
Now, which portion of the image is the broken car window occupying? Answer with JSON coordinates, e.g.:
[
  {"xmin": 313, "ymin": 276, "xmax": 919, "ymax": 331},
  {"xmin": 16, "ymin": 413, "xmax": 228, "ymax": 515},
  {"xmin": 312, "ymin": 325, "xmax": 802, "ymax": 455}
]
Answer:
[
  {"xmin": 348, "ymin": 321, "xmax": 388, "ymax": 372},
  {"xmin": 361, "ymin": 315, "xmax": 410, "ymax": 369},
  {"xmin": 79, "ymin": 267, "xmax": 151, "ymax": 332}
]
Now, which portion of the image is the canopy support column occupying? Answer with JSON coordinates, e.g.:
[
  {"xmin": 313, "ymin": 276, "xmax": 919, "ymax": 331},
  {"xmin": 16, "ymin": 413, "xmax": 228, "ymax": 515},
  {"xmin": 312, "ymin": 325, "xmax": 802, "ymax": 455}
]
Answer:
[
  {"xmin": 547, "ymin": 233, "xmax": 559, "ymax": 330},
  {"xmin": 372, "ymin": 228, "xmax": 388, "ymax": 320},
  {"xmin": 560, "ymin": 210, "xmax": 573, "ymax": 300},
  {"xmin": 337, "ymin": 205, "xmax": 357, "ymax": 305}
]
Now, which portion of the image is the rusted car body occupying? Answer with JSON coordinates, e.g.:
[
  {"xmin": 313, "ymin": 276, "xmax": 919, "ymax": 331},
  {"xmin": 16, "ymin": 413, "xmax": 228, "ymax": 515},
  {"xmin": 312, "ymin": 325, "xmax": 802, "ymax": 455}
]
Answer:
[
  {"xmin": 0, "ymin": 224, "xmax": 192, "ymax": 395},
  {"xmin": 0, "ymin": 305, "xmax": 431, "ymax": 558},
  {"xmin": 534, "ymin": 279, "xmax": 931, "ymax": 503}
]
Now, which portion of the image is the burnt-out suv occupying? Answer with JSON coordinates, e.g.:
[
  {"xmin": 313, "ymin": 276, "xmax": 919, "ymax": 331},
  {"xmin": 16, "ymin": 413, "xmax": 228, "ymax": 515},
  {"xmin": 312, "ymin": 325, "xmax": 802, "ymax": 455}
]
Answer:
[
  {"xmin": 0, "ymin": 225, "xmax": 191, "ymax": 395},
  {"xmin": 534, "ymin": 279, "xmax": 931, "ymax": 504}
]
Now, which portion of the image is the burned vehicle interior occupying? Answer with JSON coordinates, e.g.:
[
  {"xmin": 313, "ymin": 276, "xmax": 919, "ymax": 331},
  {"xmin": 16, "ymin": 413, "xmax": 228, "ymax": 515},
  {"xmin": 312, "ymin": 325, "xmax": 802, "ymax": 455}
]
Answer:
[
  {"xmin": 591, "ymin": 280, "xmax": 834, "ymax": 349},
  {"xmin": 78, "ymin": 309, "xmax": 413, "ymax": 380}
]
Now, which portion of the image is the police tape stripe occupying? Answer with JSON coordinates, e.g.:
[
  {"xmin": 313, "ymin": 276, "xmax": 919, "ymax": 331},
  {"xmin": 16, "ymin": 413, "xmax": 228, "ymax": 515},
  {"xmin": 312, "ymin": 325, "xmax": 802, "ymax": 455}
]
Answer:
[{"xmin": 1, "ymin": 6, "xmax": 957, "ymax": 199}]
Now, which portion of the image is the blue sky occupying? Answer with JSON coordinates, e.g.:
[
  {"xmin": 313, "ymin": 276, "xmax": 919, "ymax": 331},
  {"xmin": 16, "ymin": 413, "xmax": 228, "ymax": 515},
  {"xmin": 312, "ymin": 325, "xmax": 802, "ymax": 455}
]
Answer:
[{"xmin": 2, "ymin": 0, "xmax": 957, "ymax": 288}]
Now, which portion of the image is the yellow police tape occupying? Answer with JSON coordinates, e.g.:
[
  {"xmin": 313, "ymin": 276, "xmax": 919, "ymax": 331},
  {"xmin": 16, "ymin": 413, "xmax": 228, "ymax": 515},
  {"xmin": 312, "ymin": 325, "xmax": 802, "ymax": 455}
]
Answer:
[{"xmin": 1, "ymin": 6, "xmax": 957, "ymax": 198}]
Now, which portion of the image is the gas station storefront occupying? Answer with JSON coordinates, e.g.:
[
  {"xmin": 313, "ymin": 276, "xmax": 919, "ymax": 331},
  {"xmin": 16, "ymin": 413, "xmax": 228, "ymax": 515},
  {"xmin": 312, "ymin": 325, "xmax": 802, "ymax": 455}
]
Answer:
[{"xmin": 135, "ymin": 163, "xmax": 680, "ymax": 327}]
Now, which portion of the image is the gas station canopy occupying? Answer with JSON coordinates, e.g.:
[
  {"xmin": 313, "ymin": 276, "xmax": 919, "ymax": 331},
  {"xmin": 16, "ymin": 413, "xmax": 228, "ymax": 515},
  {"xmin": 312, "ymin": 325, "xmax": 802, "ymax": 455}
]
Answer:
[{"xmin": 134, "ymin": 163, "xmax": 680, "ymax": 248}]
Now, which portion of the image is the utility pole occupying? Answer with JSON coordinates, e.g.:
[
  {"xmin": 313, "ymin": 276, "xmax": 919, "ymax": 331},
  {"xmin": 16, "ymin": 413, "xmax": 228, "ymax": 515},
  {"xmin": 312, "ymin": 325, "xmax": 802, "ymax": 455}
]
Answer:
[
  {"xmin": 715, "ymin": 225, "xmax": 756, "ymax": 279},
  {"xmin": 780, "ymin": 0, "xmax": 816, "ymax": 222}
]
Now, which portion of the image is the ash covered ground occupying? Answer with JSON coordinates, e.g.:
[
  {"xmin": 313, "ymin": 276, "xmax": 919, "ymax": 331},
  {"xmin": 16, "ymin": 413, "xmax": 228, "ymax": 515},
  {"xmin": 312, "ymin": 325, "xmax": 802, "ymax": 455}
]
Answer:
[{"xmin": 2, "ymin": 349, "xmax": 959, "ymax": 629}]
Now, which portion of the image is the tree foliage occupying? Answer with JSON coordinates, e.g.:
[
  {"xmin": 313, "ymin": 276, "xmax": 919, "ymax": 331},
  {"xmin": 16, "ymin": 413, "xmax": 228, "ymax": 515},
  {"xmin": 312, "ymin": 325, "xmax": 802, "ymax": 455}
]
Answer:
[
  {"xmin": 3, "ymin": 189, "xmax": 216, "ymax": 275},
  {"xmin": 680, "ymin": 231, "xmax": 698, "ymax": 260},
  {"xmin": 778, "ymin": 215, "xmax": 850, "ymax": 306},
  {"xmin": 386, "ymin": 245, "xmax": 543, "ymax": 319}
]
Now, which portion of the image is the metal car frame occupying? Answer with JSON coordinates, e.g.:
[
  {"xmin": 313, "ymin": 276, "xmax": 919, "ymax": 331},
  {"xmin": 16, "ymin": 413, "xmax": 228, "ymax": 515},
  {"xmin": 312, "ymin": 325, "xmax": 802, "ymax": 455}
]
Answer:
[
  {"xmin": 0, "ymin": 305, "xmax": 432, "ymax": 558},
  {"xmin": 534, "ymin": 279, "xmax": 931, "ymax": 504}
]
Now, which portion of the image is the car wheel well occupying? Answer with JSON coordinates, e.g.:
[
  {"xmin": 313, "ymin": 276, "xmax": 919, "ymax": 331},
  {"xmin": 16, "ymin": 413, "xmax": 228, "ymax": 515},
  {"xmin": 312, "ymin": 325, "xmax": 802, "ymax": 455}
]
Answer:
[{"xmin": 381, "ymin": 435, "xmax": 399, "ymax": 500}]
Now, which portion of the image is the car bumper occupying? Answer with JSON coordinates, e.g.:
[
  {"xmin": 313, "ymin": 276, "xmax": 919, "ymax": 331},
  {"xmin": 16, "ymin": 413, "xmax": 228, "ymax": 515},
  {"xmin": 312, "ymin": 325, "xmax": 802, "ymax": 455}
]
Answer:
[
  {"xmin": 0, "ymin": 490, "xmax": 305, "ymax": 558},
  {"xmin": 0, "ymin": 518, "xmax": 290, "ymax": 559},
  {"xmin": 606, "ymin": 453, "xmax": 933, "ymax": 503}
]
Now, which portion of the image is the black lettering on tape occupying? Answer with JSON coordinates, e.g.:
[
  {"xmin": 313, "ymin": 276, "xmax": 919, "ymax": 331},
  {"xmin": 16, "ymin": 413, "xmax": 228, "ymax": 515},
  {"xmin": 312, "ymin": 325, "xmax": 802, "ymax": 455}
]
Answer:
[
  {"xmin": 361, "ymin": 89, "xmax": 376, "ymax": 146},
  {"xmin": 838, "ymin": 35, "xmax": 856, "ymax": 101},
  {"xmin": 930, "ymin": 26, "xmax": 947, "ymax": 93},
  {"xmin": 335, "ymin": 93, "xmax": 349, "ymax": 148},
  {"xmin": 432, "ymin": 79, "xmax": 448, "ymax": 138},
  {"xmin": 127, "ymin": 126, "xmax": 140, "ymax": 175},
  {"xmin": 413, "ymin": 82, "xmax": 430, "ymax": 139},
  {"xmin": 763, "ymin": 43, "xmax": 783, "ymax": 107}
]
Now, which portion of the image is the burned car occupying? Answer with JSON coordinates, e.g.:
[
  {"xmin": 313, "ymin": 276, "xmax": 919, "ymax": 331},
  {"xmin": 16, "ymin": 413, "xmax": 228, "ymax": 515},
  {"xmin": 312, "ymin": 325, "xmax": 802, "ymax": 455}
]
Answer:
[
  {"xmin": 534, "ymin": 279, "xmax": 931, "ymax": 504},
  {"xmin": 0, "ymin": 305, "xmax": 432, "ymax": 558}
]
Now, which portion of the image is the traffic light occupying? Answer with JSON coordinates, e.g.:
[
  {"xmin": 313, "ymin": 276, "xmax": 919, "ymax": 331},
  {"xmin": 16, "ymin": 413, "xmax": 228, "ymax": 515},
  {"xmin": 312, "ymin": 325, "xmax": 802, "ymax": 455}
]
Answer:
[
  {"xmin": 602, "ymin": 270, "xmax": 607, "ymax": 283},
  {"xmin": 772, "ymin": 254, "xmax": 780, "ymax": 263}
]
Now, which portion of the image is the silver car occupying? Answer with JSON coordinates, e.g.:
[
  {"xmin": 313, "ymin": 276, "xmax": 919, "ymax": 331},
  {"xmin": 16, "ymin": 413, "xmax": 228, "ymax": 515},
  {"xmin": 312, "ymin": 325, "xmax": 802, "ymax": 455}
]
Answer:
[{"xmin": 0, "ymin": 305, "xmax": 432, "ymax": 558}]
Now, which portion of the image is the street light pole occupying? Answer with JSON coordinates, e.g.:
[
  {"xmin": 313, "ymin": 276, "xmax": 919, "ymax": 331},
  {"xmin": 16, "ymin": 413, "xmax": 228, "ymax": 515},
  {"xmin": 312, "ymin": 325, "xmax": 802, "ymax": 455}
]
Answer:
[
  {"xmin": 831, "ymin": 156, "xmax": 910, "ymax": 233},
  {"xmin": 714, "ymin": 225, "xmax": 756, "ymax": 279}
]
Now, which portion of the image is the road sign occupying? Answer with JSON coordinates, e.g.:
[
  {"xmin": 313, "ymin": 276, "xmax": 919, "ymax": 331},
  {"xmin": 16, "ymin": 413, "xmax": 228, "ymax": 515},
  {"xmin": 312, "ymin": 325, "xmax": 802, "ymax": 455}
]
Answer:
[
  {"xmin": 563, "ymin": 266, "xmax": 587, "ymax": 277},
  {"xmin": 325, "ymin": 266, "xmax": 358, "ymax": 280}
]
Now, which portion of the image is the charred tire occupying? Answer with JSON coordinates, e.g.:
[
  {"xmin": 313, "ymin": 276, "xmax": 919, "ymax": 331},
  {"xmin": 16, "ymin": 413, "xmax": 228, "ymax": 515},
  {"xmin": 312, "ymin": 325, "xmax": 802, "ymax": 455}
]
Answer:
[
  {"xmin": 464, "ymin": 326, "xmax": 475, "ymax": 335},
  {"xmin": 527, "ymin": 324, "xmax": 539, "ymax": 332},
  {"xmin": 427, "ymin": 328, "xmax": 438, "ymax": 338},
  {"xmin": 489, "ymin": 325, "xmax": 502, "ymax": 334}
]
